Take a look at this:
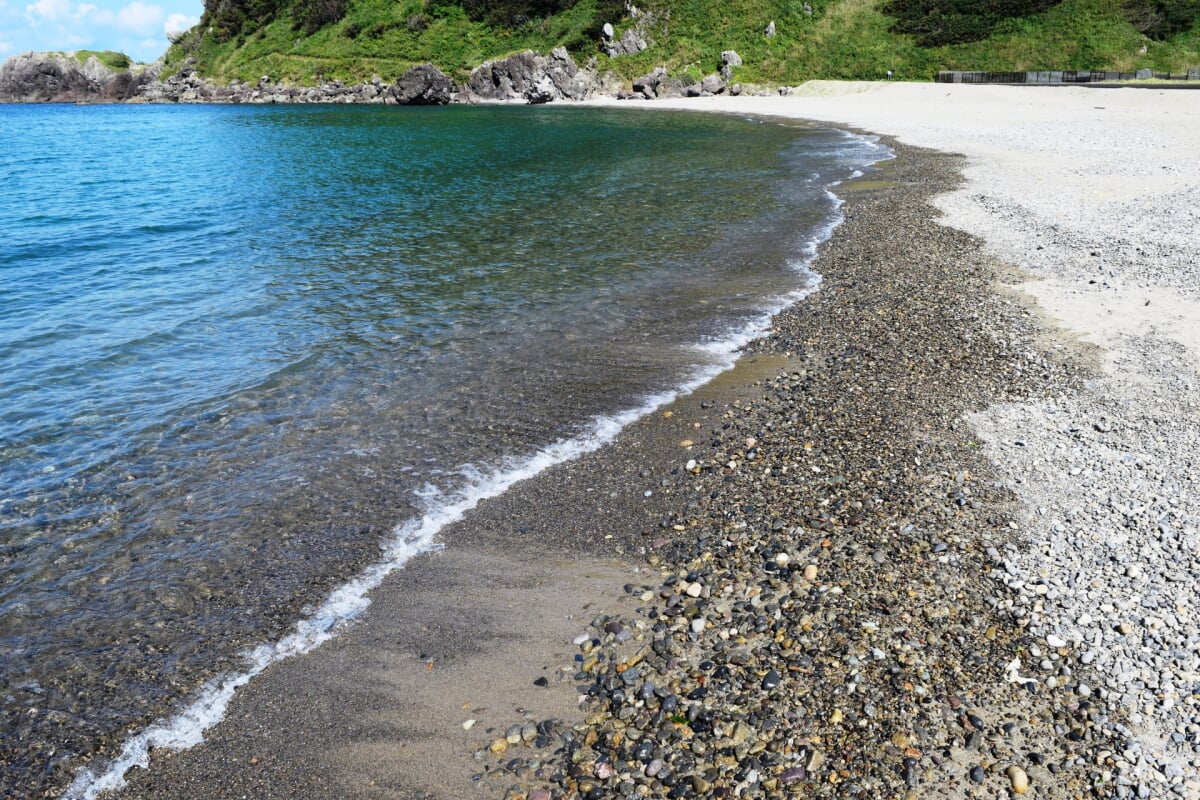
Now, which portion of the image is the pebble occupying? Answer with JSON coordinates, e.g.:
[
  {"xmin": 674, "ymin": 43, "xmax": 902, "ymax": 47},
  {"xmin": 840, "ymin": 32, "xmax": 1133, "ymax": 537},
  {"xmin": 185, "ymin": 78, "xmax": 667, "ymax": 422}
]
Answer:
[
  {"xmin": 472, "ymin": 142, "xmax": 1137, "ymax": 800},
  {"xmin": 1007, "ymin": 765, "xmax": 1030, "ymax": 794}
]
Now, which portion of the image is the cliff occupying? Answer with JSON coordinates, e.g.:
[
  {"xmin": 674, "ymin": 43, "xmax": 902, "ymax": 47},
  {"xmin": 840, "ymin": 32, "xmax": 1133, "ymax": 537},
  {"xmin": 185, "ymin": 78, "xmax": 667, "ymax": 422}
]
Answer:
[{"xmin": 0, "ymin": 51, "xmax": 158, "ymax": 103}]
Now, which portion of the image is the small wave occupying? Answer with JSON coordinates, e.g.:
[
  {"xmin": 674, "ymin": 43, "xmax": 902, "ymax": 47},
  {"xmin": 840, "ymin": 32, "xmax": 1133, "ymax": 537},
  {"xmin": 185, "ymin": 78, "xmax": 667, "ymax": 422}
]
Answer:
[{"xmin": 65, "ymin": 128, "xmax": 893, "ymax": 800}]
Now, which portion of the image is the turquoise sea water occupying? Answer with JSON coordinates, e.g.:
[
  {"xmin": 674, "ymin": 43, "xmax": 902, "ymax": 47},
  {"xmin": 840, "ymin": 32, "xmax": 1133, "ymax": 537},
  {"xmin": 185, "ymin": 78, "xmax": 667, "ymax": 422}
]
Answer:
[{"xmin": 0, "ymin": 103, "xmax": 887, "ymax": 794}]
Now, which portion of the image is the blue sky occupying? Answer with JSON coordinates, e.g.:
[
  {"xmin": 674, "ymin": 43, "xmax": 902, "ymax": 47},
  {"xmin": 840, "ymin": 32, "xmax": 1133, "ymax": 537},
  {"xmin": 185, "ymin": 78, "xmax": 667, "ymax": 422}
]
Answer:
[{"xmin": 0, "ymin": 0, "xmax": 202, "ymax": 64}]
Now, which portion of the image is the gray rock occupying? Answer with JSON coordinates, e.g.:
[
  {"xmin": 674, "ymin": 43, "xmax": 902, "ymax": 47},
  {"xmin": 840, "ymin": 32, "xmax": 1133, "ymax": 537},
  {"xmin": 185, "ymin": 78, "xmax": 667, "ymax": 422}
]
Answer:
[
  {"xmin": 467, "ymin": 47, "xmax": 595, "ymax": 103},
  {"xmin": 721, "ymin": 50, "xmax": 742, "ymax": 68},
  {"xmin": 611, "ymin": 27, "xmax": 648, "ymax": 57},
  {"xmin": 700, "ymin": 74, "xmax": 726, "ymax": 95},
  {"xmin": 390, "ymin": 63, "xmax": 452, "ymax": 105},
  {"xmin": 524, "ymin": 76, "xmax": 556, "ymax": 104},
  {"xmin": 0, "ymin": 51, "xmax": 152, "ymax": 103},
  {"xmin": 765, "ymin": 20, "xmax": 776, "ymax": 37},
  {"xmin": 632, "ymin": 67, "xmax": 667, "ymax": 99}
]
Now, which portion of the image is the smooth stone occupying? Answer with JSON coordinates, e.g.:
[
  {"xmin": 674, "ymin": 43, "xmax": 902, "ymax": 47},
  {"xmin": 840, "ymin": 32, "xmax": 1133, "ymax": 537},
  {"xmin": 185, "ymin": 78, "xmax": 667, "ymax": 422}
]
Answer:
[
  {"xmin": 969, "ymin": 764, "xmax": 985, "ymax": 783},
  {"xmin": 1007, "ymin": 765, "xmax": 1030, "ymax": 794},
  {"xmin": 762, "ymin": 669, "xmax": 781, "ymax": 690}
]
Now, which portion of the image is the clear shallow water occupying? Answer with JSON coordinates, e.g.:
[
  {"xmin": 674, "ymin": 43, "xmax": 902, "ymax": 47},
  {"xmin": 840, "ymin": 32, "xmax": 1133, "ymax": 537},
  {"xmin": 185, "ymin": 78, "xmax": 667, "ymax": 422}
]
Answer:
[{"xmin": 0, "ymin": 103, "xmax": 887, "ymax": 794}]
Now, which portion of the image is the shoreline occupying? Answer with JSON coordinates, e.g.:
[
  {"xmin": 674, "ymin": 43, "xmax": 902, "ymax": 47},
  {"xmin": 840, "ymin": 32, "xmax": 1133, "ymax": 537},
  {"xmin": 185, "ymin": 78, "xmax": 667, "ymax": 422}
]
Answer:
[{"xmin": 102, "ymin": 86, "xmax": 1200, "ymax": 799}]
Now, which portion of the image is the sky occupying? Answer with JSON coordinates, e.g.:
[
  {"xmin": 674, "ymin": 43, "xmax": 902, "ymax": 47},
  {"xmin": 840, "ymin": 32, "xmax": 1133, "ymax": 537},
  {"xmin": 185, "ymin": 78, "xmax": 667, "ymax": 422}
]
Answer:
[{"xmin": 0, "ymin": 0, "xmax": 203, "ymax": 64}]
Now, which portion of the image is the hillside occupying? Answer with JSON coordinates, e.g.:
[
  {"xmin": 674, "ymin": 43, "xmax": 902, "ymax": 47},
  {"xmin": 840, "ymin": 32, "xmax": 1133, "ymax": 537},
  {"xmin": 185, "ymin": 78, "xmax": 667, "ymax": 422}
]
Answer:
[{"xmin": 165, "ymin": 0, "xmax": 1200, "ymax": 86}]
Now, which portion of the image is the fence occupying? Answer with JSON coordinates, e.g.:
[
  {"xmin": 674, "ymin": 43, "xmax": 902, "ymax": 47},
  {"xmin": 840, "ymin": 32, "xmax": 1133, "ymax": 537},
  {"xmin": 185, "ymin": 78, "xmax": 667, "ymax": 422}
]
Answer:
[{"xmin": 937, "ymin": 69, "xmax": 1200, "ymax": 84}]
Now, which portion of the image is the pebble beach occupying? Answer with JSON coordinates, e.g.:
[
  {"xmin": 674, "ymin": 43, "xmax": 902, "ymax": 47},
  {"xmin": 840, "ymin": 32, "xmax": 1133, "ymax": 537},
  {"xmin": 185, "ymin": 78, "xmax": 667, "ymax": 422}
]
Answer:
[{"xmin": 103, "ymin": 84, "xmax": 1200, "ymax": 800}]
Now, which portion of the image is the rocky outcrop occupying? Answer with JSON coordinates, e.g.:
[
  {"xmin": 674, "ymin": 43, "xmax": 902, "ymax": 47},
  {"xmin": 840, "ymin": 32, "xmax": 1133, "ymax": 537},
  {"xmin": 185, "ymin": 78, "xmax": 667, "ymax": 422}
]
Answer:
[
  {"xmin": 602, "ymin": 25, "xmax": 649, "ymax": 57},
  {"xmin": 600, "ymin": 6, "xmax": 656, "ymax": 58},
  {"xmin": 389, "ymin": 63, "xmax": 452, "ymax": 105},
  {"xmin": 137, "ymin": 59, "xmax": 393, "ymax": 104},
  {"xmin": 0, "ymin": 51, "xmax": 153, "ymax": 102},
  {"xmin": 465, "ymin": 47, "xmax": 596, "ymax": 104}
]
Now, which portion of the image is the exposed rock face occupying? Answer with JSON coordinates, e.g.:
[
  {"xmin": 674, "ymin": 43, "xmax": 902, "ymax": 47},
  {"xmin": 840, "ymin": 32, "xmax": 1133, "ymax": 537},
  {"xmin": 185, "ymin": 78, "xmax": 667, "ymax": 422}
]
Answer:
[
  {"xmin": 601, "ymin": 8, "xmax": 657, "ymax": 58},
  {"xmin": 0, "ymin": 51, "xmax": 152, "ymax": 102},
  {"xmin": 604, "ymin": 26, "xmax": 649, "ymax": 57},
  {"xmin": 466, "ymin": 47, "xmax": 595, "ymax": 103},
  {"xmin": 138, "ymin": 59, "xmax": 392, "ymax": 104},
  {"xmin": 720, "ymin": 50, "xmax": 742, "ymax": 80},
  {"xmin": 390, "ymin": 63, "xmax": 452, "ymax": 105}
]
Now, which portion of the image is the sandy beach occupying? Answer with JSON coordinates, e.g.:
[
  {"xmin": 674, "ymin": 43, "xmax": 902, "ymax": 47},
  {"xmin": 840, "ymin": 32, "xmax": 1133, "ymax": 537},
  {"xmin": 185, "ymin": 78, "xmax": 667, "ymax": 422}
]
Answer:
[{"xmin": 100, "ymin": 84, "xmax": 1200, "ymax": 800}]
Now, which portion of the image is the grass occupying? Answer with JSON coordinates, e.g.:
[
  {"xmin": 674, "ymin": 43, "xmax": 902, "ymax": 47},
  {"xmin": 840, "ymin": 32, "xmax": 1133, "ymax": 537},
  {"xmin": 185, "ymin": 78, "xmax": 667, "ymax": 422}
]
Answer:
[
  {"xmin": 74, "ymin": 50, "xmax": 134, "ymax": 70},
  {"xmin": 167, "ymin": 0, "xmax": 1200, "ymax": 86}
]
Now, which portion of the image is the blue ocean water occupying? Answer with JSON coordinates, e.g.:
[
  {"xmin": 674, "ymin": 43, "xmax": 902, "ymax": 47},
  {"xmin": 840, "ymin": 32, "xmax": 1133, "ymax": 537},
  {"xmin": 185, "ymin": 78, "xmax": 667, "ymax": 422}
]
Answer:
[{"xmin": 0, "ymin": 103, "xmax": 887, "ymax": 794}]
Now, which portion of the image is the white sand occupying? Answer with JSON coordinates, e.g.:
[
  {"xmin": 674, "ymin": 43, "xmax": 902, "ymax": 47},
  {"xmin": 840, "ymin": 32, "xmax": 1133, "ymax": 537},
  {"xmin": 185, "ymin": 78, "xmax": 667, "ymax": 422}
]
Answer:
[{"xmin": 588, "ymin": 83, "xmax": 1200, "ymax": 797}]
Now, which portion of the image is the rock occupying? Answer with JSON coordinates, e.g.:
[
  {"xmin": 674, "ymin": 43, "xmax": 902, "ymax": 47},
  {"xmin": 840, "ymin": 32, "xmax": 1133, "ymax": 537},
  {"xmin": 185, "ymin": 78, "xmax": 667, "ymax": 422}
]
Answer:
[
  {"xmin": 391, "ymin": 63, "xmax": 452, "ymax": 105},
  {"xmin": 780, "ymin": 766, "xmax": 805, "ymax": 783},
  {"xmin": 631, "ymin": 67, "xmax": 666, "ymax": 99},
  {"xmin": 609, "ymin": 28, "xmax": 648, "ymax": 57},
  {"xmin": 1007, "ymin": 765, "xmax": 1030, "ymax": 793},
  {"xmin": 803, "ymin": 564, "xmax": 818, "ymax": 581},
  {"xmin": 762, "ymin": 668, "xmax": 781, "ymax": 689},
  {"xmin": 655, "ymin": 77, "xmax": 686, "ymax": 98},
  {"xmin": 468, "ymin": 47, "xmax": 595, "ymax": 103},
  {"xmin": 765, "ymin": 20, "xmax": 776, "ymax": 37},
  {"xmin": 525, "ymin": 76, "xmax": 556, "ymax": 105},
  {"xmin": 969, "ymin": 764, "xmax": 985, "ymax": 783},
  {"xmin": 602, "ymin": 22, "xmax": 615, "ymax": 39},
  {"xmin": 700, "ymin": 74, "xmax": 726, "ymax": 95},
  {"xmin": 721, "ymin": 50, "xmax": 742, "ymax": 68},
  {"xmin": 0, "ymin": 50, "xmax": 152, "ymax": 103}
]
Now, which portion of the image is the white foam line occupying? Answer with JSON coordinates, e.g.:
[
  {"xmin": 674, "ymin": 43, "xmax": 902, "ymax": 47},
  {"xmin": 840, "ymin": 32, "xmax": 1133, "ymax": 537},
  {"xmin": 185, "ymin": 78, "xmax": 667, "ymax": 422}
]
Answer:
[{"xmin": 66, "ymin": 132, "xmax": 892, "ymax": 800}]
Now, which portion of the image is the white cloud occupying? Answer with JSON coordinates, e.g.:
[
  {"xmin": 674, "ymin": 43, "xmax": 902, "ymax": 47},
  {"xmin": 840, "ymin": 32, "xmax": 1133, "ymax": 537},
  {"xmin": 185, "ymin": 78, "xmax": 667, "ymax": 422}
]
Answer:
[
  {"xmin": 115, "ymin": 1, "xmax": 161, "ymax": 33},
  {"xmin": 163, "ymin": 9, "xmax": 193, "ymax": 39},
  {"xmin": 24, "ymin": 0, "xmax": 72, "ymax": 23}
]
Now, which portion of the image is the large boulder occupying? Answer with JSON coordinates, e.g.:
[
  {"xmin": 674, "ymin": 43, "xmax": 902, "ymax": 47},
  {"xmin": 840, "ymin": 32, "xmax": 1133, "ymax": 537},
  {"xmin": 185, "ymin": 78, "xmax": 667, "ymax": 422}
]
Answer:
[
  {"xmin": 467, "ymin": 47, "xmax": 595, "ymax": 103},
  {"xmin": 701, "ymin": 74, "xmax": 727, "ymax": 95},
  {"xmin": 631, "ymin": 66, "xmax": 668, "ymax": 99},
  {"xmin": 391, "ymin": 63, "xmax": 453, "ymax": 105}
]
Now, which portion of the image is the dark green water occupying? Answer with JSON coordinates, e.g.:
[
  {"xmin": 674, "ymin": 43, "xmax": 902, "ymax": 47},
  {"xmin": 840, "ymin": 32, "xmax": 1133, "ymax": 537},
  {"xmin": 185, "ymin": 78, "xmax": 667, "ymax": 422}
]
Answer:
[{"xmin": 0, "ymin": 103, "xmax": 887, "ymax": 795}]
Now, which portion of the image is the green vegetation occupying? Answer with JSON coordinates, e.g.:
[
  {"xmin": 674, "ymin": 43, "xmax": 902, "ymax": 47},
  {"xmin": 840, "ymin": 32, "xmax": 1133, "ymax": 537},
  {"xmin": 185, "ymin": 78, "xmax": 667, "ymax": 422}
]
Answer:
[
  {"xmin": 73, "ymin": 50, "xmax": 134, "ymax": 70},
  {"xmin": 164, "ymin": 0, "xmax": 1200, "ymax": 85}
]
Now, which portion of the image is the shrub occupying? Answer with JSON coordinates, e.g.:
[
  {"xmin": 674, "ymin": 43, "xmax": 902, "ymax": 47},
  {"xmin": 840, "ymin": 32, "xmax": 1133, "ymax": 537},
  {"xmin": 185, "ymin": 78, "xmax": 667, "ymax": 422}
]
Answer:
[
  {"xmin": 1124, "ymin": 0, "xmax": 1200, "ymax": 38},
  {"xmin": 292, "ymin": 0, "xmax": 349, "ymax": 33},
  {"xmin": 883, "ymin": 0, "xmax": 1063, "ymax": 46}
]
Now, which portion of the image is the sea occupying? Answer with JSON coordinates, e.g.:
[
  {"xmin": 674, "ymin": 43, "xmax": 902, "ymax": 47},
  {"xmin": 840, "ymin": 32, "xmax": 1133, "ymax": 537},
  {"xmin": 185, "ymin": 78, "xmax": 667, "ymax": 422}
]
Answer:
[{"xmin": 0, "ymin": 103, "xmax": 888, "ymax": 796}]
